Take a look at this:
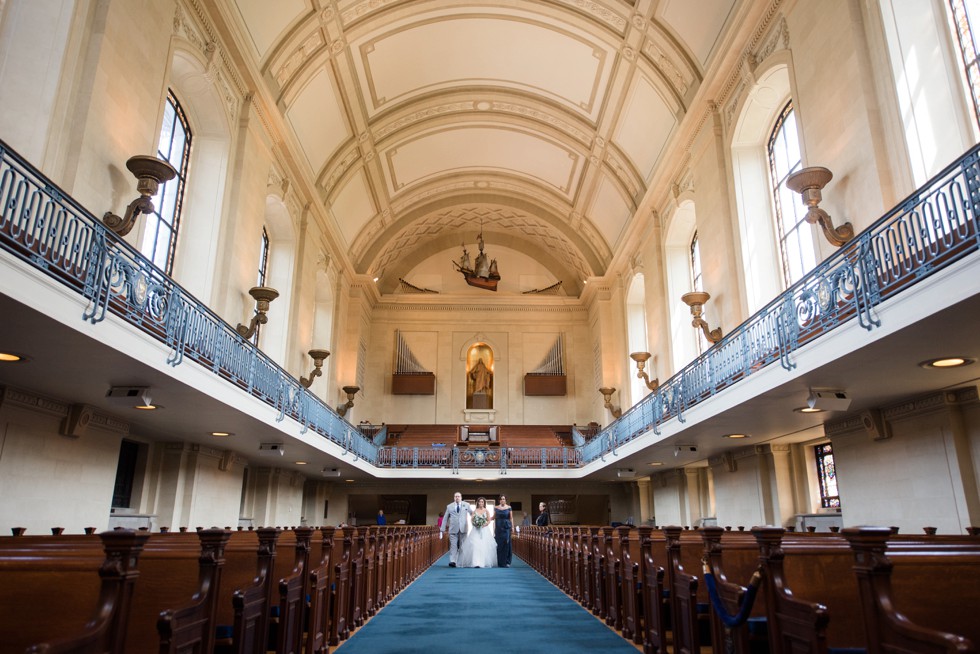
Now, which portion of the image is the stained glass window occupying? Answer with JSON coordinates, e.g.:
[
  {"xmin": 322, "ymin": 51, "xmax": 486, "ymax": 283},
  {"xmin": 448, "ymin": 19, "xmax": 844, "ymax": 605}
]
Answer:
[
  {"xmin": 141, "ymin": 90, "xmax": 191, "ymax": 273},
  {"xmin": 767, "ymin": 102, "xmax": 815, "ymax": 287},
  {"xmin": 814, "ymin": 443, "xmax": 841, "ymax": 509}
]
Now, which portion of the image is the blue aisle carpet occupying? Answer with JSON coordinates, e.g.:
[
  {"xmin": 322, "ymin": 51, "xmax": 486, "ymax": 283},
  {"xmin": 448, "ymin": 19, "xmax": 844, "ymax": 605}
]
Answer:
[{"xmin": 335, "ymin": 553, "xmax": 639, "ymax": 653}]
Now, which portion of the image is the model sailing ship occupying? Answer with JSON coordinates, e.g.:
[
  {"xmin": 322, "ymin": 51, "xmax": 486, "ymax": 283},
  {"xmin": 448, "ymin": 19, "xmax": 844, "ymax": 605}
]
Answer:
[{"xmin": 452, "ymin": 229, "xmax": 500, "ymax": 291}]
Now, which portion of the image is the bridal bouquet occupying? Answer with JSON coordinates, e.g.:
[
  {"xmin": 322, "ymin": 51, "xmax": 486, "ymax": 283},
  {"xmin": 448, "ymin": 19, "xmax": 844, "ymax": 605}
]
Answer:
[{"xmin": 472, "ymin": 514, "xmax": 488, "ymax": 529}]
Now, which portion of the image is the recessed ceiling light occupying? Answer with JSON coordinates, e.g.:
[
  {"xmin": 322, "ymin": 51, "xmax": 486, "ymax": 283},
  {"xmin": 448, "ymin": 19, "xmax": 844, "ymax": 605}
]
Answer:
[
  {"xmin": 920, "ymin": 357, "xmax": 975, "ymax": 369},
  {"xmin": 133, "ymin": 404, "xmax": 160, "ymax": 410},
  {"xmin": 0, "ymin": 351, "xmax": 28, "ymax": 363},
  {"xmin": 210, "ymin": 431, "xmax": 234, "ymax": 437},
  {"xmin": 647, "ymin": 461, "xmax": 664, "ymax": 467},
  {"xmin": 724, "ymin": 433, "xmax": 748, "ymax": 439},
  {"xmin": 794, "ymin": 406, "xmax": 824, "ymax": 413},
  {"xmin": 295, "ymin": 461, "xmax": 307, "ymax": 465},
  {"xmin": 345, "ymin": 479, "xmax": 355, "ymax": 483}
]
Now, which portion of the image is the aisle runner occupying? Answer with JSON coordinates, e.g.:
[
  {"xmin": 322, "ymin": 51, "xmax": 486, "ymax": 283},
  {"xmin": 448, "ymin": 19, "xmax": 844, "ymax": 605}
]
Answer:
[{"xmin": 336, "ymin": 554, "xmax": 639, "ymax": 653}]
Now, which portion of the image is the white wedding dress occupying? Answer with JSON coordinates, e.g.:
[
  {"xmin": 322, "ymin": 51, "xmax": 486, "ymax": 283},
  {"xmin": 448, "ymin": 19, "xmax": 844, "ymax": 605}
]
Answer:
[{"xmin": 457, "ymin": 509, "xmax": 497, "ymax": 568}]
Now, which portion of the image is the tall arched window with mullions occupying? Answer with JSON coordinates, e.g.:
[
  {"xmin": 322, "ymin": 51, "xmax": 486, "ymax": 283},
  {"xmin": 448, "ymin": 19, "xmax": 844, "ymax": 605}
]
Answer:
[
  {"xmin": 142, "ymin": 90, "xmax": 191, "ymax": 273},
  {"xmin": 767, "ymin": 102, "xmax": 815, "ymax": 287}
]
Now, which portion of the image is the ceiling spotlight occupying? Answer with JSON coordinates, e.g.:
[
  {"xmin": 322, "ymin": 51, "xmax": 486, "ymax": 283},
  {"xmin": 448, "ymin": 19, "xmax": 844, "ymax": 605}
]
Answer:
[
  {"xmin": 294, "ymin": 461, "xmax": 307, "ymax": 465},
  {"xmin": 919, "ymin": 357, "xmax": 975, "ymax": 369},
  {"xmin": 0, "ymin": 351, "xmax": 28, "ymax": 363},
  {"xmin": 723, "ymin": 433, "xmax": 748, "ymax": 439},
  {"xmin": 210, "ymin": 431, "xmax": 234, "ymax": 437},
  {"xmin": 806, "ymin": 389, "xmax": 851, "ymax": 411},
  {"xmin": 648, "ymin": 461, "xmax": 664, "ymax": 467},
  {"xmin": 794, "ymin": 406, "xmax": 824, "ymax": 414}
]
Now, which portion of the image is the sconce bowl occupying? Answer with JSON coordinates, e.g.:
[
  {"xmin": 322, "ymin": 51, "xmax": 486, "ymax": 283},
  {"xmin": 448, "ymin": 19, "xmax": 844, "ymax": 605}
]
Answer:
[
  {"xmin": 308, "ymin": 349, "xmax": 331, "ymax": 364},
  {"xmin": 598, "ymin": 386, "xmax": 615, "ymax": 398},
  {"xmin": 629, "ymin": 351, "xmax": 652, "ymax": 365},
  {"xmin": 248, "ymin": 286, "xmax": 280, "ymax": 310},
  {"xmin": 125, "ymin": 155, "xmax": 177, "ymax": 186},
  {"xmin": 785, "ymin": 166, "xmax": 833, "ymax": 194},
  {"xmin": 681, "ymin": 291, "xmax": 711, "ymax": 308},
  {"xmin": 342, "ymin": 385, "xmax": 360, "ymax": 398}
]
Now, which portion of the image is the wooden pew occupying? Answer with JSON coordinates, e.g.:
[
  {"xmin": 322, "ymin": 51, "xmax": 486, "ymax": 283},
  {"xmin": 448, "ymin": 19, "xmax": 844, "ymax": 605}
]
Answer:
[
  {"xmin": 124, "ymin": 528, "xmax": 231, "ymax": 654},
  {"xmin": 214, "ymin": 527, "xmax": 280, "ymax": 654},
  {"xmin": 637, "ymin": 526, "xmax": 667, "ymax": 654},
  {"xmin": 304, "ymin": 527, "xmax": 336, "ymax": 654},
  {"xmin": 274, "ymin": 526, "xmax": 313, "ymax": 654},
  {"xmin": 844, "ymin": 527, "xmax": 978, "ymax": 654},
  {"xmin": 0, "ymin": 530, "xmax": 149, "ymax": 654}
]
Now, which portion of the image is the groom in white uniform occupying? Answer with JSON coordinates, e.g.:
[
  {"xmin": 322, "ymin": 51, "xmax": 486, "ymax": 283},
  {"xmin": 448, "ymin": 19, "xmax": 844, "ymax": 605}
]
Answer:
[{"xmin": 439, "ymin": 491, "xmax": 473, "ymax": 567}]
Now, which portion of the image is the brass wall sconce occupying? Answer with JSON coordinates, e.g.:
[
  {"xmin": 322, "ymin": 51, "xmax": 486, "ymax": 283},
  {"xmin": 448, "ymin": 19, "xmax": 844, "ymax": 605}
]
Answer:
[
  {"xmin": 337, "ymin": 385, "xmax": 360, "ymax": 417},
  {"xmin": 785, "ymin": 166, "xmax": 854, "ymax": 247},
  {"xmin": 300, "ymin": 349, "xmax": 331, "ymax": 388},
  {"xmin": 236, "ymin": 286, "xmax": 279, "ymax": 339},
  {"xmin": 102, "ymin": 155, "xmax": 177, "ymax": 236},
  {"xmin": 598, "ymin": 387, "xmax": 622, "ymax": 419},
  {"xmin": 629, "ymin": 352, "xmax": 659, "ymax": 391},
  {"xmin": 681, "ymin": 291, "xmax": 723, "ymax": 343}
]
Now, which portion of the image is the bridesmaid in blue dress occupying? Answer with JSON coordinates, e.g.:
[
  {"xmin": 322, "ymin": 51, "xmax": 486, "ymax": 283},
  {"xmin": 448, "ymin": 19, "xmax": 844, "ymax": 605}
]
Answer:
[{"xmin": 494, "ymin": 494, "xmax": 513, "ymax": 567}]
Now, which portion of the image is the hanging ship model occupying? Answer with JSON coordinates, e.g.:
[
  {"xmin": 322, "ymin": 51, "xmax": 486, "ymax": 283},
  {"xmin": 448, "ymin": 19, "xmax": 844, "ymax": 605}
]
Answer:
[{"xmin": 452, "ymin": 229, "xmax": 500, "ymax": 291}]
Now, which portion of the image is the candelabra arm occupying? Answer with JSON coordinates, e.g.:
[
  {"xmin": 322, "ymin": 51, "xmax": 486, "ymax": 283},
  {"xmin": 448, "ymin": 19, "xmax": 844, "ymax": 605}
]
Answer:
[{"xmin": 807, "ymin": 207, "xmax": 854, "ymax": 247}]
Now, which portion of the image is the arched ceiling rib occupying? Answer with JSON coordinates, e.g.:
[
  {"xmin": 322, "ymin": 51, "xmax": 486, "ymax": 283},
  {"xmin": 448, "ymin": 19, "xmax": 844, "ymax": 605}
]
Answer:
[{"xmin": 222, "ymin": 0, "xmax": 737, "ymax": 295}]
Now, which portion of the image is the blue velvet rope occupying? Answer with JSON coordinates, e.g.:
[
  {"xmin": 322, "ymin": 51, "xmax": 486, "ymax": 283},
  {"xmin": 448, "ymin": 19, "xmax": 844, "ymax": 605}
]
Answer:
[{"xmin": 702, "ymin": 562, "xmax": 762, "ymax": 628}]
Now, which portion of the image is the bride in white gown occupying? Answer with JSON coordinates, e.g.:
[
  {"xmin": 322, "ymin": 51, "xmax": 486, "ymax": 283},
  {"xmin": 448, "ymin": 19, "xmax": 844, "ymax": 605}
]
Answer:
[{"xmin": 457, "ymin": 497, "xmax": 497, "ymax": 568}]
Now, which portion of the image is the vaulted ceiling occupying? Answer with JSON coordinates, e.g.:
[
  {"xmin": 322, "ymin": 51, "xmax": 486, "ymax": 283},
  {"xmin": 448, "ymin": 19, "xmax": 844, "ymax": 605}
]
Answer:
[{"xmin": 218, "ymin": 0, "xmax": 741, "ymax": 295}]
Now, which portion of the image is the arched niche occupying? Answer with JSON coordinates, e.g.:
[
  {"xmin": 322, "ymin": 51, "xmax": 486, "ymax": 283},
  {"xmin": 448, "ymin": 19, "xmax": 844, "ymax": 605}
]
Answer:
[{"xmin": 465, "ymin": 343, "xmax": 494, "ymax": 410}]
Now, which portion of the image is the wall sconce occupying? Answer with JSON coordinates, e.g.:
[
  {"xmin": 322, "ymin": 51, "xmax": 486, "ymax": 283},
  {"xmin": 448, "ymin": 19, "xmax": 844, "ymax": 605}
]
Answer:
[
  {"xmin": 629, "ymin": 352, "xmax": 659, "ymax": 391},
  {"xmin": 681, "ymin": 291, "xmax": 723, "ymax": 343},
  {"xmin": 102, "ymin": 155, "xmax": 177, "ymax": 237},
  {"xmin": 598, "ymin": 387, "xmax": 622, "ymax": 419},
  {"xmin": 785, "ymin": 166, "xmax": 854, "ymax": 247},
  {"xmin": 236, "ymin": 286, "xmax": 279, "ymax": 340},
  {"xmin": 337, "ymin": 385, "xmax": 360, "ymax": 417},
  {"xmin": 300, "ymin": 349, "xmax": 330, "ymax": 388}
]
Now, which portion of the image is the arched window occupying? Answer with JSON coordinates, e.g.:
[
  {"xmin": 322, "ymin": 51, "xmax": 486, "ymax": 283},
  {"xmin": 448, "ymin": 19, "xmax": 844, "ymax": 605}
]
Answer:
[
  {"xmin": 142, "ymin": 90, "xmax": 191, "ymax": 273},
  {"xmin": 767, "ymin": 103, "xmax": 814, "ymax": 287},
  {"xmin": 664, "ymin": 199, "xmax": 699, "ymax": 371},
  {"xmin": 947, "ymin": 0, "xmax": 980, "ymax": 130}
]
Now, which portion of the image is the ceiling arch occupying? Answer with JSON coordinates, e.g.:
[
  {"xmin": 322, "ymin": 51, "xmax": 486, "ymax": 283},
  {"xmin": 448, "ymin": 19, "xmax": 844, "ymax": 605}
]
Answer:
[{"xmin": 221, "ymin": 0, "xmax": 739, "ymax": 296}]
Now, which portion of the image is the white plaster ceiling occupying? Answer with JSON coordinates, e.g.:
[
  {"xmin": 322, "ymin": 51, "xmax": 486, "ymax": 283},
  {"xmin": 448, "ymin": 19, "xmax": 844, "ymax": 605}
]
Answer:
[{"xmin": 226, "ymin": 0, "xmax": 738, "ymax": 295}]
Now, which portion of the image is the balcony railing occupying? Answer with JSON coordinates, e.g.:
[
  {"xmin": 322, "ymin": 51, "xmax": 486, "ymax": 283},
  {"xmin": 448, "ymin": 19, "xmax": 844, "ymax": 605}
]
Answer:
[{"xmin": 2, "ymin": 139, "xmax": 979, "ymax": 473}]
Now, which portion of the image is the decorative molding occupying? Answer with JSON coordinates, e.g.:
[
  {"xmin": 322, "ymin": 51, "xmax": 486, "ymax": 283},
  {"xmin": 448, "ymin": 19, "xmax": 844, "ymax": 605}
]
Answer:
[
  {"xmin": 553, "ymin": 0, "xmax": 629, "ymax": 33},
  {"xmin": 374, "ymin": 301, "xmax": 580, "ymax": 314},
  {"xmin": 275, "ymin": 30, "xmax": 327, "ymax": 88},
  {"xmin": 826, "ymin": 386, "xmax": 979, "ymax": 437},
  {"xmin": 0, "ymin": 386, "xmax": 128, "ymax": 434},
  {"xmin": 175, "ymin": 1, "xmax": 247, "ymax": 125}
]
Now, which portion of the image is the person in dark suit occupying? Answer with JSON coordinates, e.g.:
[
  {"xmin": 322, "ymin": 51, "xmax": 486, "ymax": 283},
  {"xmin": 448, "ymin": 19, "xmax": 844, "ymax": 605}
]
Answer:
[
  {"xmin": 493, "ymin": 494, "xmax": 513, "ymax": 567},
  {"xmin": 535, "ymin": 501, "xmax": 550, "ymax": 527},
  {"xmin": 376, "ymin": 509, "xmax": 386, "ymax": 525}
]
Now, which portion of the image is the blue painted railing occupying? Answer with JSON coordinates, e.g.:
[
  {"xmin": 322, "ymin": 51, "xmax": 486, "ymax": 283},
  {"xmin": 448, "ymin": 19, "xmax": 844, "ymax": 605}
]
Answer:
[
  {"xmin": 2, "ymin": 138, "xmax": 979, "ymax": 473},
  {"xmin": 0, "ymin": 139, "xmax": 380, "ymax": 464}
]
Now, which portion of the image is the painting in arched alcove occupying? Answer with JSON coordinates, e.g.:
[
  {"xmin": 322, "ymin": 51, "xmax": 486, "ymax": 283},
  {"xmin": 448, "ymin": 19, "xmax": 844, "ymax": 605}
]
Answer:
[{"xmin": 466, "ymin": 344, "xmax": 494, "ymax": 409}]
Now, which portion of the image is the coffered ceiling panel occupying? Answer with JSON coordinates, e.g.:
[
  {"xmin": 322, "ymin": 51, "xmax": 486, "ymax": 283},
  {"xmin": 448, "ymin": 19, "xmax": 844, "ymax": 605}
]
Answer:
[
  {"xmin": 659, "ymin": 0, "xmax": 737, "ymax": 68},
  {"xmin": 331, "ymin": 168, "xmax": 378, "ymax": 246},
  {"xmin": 384, "ymin": 125, "xmax": 582, "ymax": 199},
  {"xmin": 349, "ymin": 9, "xmax": 614, "ymax": 122},
  {"xmin": 589, "ymin": 176, "xmax": 632, "ymax": 249},
  {"xmin": 212, "ymin": 0, "xmax": 748, "ymax": 296},
  {"xmin": 233, "ymin": 0, "xmax": 308, "ymax": 61},
  {"xmin": 613, "ymin": 75, "xmax": 678, "ymax": 181},
  {"xmin": 284, "ymin": 68, "xmax": 351, "ymax": 174}
]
